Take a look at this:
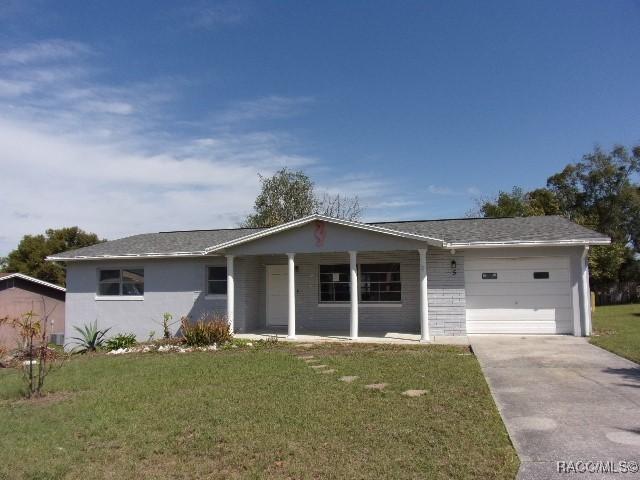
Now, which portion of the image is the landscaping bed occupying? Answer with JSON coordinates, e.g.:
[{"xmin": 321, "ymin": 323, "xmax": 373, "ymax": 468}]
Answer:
[{"xmin": 0, "ymin": 342, "xmax": 518, "ymax": 479}]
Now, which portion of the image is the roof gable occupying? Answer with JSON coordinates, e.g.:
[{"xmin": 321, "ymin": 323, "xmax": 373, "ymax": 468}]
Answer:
[
  {"xmin": 0, "ymin": 273, "xmax": 66, "ymax": 292},
  {"xmin": 205, "ymin": 215, "xmax": 443, "ymax": 254}
]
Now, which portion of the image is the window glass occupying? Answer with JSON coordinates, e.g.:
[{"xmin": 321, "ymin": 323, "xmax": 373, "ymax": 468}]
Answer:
[
  {"xmin": 99, "ymin": 269, "xmax": 120, "ymax": 282},
  {"xmin": 533, "ymin": 271, "xmax": 550, "ymax": 279},
  {"xmin": 98, "ymin": 269, "xmax": 121, "ymax": 296},
  {"xmin": 122, "ymin": 269, "xmax": 144, "ymax": 295},
  {"xmin": 319, "ymin": 264, "xmax": 350, "ymax": 302},
  {"xmin": 98, "ymin": 269, "xmax": 144, "ymax": 296},
  {"xmin": 98, "ymin": 282, "xmax": 120, "ymax": 296},
  {"xmin": 207, "ymin": 266, "xmax": 227, "ymax": 295},
  {"xmin": 360, "ymin": 263, "xmax": 401, "ymax": 302}
]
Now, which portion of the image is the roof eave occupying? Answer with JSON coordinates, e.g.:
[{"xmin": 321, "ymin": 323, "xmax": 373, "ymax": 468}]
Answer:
[
  {"xmin": 443, "ymin": 238, "xmax": 611, "ymax": 249},
  {"xmin": 46, "ymin": 251, "xmax": 218, "ymax": 262}
]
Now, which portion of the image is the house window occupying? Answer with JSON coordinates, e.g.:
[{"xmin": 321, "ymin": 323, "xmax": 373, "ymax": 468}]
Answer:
[
  {"xmin": 482, "ymin": 272, "xmax": 498, "ymax": 280},
  {"xmin": 319, "ymin": 264, "xmax": 350, "ymax": 302},
  {"xmin": 98, "ymin": 269, "xmax": 144, "ymax": 296},
  {"xmin": 533, "ymin": 271, "xmax": 550, "ymax": 279},
  {"xmin": 360, "ymin": 263, "xmax": 401, "ymax": 302},
  {"xmin": 207, "ymin": 266, "xmax": 227, "ymax": 295}
]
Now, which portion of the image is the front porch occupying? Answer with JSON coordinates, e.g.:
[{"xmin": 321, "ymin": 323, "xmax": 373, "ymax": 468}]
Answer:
[{"xmin": 223, "ymin": 248, "xmax": 431, "ymax": 340}]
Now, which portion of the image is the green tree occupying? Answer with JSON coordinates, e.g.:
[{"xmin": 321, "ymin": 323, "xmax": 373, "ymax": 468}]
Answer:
[
  {"xmin": 475, "ymin": 144, "xmax": 640, "ymax": 288},
  {"xmin": 243, "ymin": 168, "xmax": 363, "ymax": 228},
  {"xmin": 476, "ymin": 187, "xmax": 560, "ymax": 217},
  {"xmin": 6, "ymin": 227, "xmax": 104, "ymax": 286}
]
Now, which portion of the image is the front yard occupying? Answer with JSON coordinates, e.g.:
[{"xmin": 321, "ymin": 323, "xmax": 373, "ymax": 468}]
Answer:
[
  {"xmin": 0, "ymin": 343, "xmax": 518, "ymax": 479},
  {"xmin": 591, "ymin": 303, "xmax": 640, "ymax": 363}
]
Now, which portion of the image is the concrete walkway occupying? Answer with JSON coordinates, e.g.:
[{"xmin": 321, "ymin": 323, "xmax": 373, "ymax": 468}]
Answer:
[
  {"xmin": 471, "ymin": 335, "xmax": 640, "ymax": 480},
  {"xmin": 236, "ymin": 330, "xmax": 469, "ymax": 345}
]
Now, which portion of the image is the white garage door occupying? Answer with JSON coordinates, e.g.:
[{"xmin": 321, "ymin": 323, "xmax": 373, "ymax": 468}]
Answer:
[{"xmin": 465, "ymin": 256, "xmax": 573, "ymax": 334}]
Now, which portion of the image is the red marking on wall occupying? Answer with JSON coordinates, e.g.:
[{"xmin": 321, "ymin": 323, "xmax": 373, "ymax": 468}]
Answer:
[{"xmin": 314, "ymin": 220, "xmax": 326, "ymax": 247}]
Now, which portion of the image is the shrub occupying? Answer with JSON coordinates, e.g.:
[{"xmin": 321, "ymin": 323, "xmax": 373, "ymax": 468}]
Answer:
[
  {"xmin": 105, "ymin": 333, "xmax": 137, "ymax": 351},
  {"xmin": 180, "ymin": 313, "xmax": 232, "ymax": 347},
  {"xmin": 69, "ymin": 320, "xmax": 111, "ymax": 353}
]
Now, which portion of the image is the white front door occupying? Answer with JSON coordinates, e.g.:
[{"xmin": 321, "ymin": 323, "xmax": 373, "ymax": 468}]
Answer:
[{"xmin": 266, "ymin": 265, "xmax": 288, "ymax": 326}]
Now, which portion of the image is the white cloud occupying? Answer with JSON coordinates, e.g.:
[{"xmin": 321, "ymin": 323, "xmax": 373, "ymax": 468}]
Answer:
[
  {"xmin": 0, "ymin": 39, "xmax": 90, "ymax": 65},
  {"xmin": 0, "ymin": 78, "xmax": 33, "ymax": 96},
  {"xmin": 215, "ymin": 95, "xmax": 315, "ymax": 124},
  {"xmin": 184, "ymin": 1, "xmax": 252, "ymax": 29},
  {"xmin": 80, "ymin": 100, "xmax": 134, "ymax": 115},
  {"xmin": 427, "ymin": 184, "xmax": 480, "ymax": 196},
  {"xmin": 0, "ymin": 37, "xmax": 412, "ymax": 255},
  {"xmin": 0, "ymin": 116, "xmax": 316, "ymax": 254}
]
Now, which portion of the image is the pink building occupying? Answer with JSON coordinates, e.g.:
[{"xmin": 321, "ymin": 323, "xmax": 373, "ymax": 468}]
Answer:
[{"xmin": 0, "ymin": 273, "xmax": 65, "ymax": 351}]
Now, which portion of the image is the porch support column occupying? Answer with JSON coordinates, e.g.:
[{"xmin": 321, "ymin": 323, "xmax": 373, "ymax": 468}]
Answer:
[
  {"xmin": 226, "ymin": 254, "xmax": 235, "ymax": 332},
  {"xmin": 287, "ymin": 253, "xmax": 296, "ymax": 339},
  {"xmin": 578, "ymin": 246, "xmax": 591, "ymax": 337},
  {"xmin": 349, "ymin": 250, "xmax": 358, "ymax": 340},
  {"xmin": 418, "ymin": 248, "xmax": 429, "ymax": 342}
]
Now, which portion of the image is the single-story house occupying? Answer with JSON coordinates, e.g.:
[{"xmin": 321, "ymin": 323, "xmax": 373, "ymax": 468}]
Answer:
[
  {"xmin": 48, "ymin": 215, "xmax": 610, "ymax": 342},
  {"xmin": 0, "ymin": 273, "xmax": 66, "ymax": 350}
]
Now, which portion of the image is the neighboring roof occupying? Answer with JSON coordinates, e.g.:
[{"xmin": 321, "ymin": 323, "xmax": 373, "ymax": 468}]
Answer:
[
  {"xmin": 47, "ymin": 214, "xmax": 610, "ymax": 261},
  {"xmin": 0, "ymin": 272, "xmax": 66, "ymax": 292}
]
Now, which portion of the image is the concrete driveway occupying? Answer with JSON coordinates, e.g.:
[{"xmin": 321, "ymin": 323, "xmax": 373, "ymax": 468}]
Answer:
[{"xmin": 471, "ymin": 336, "xmax": 640, "ymax": 480}]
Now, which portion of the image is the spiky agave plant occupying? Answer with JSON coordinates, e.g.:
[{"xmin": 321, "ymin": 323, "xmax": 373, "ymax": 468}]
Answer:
[{"xmin": 70, "ymin": 320, "xmax": 111, "ymax": 353}]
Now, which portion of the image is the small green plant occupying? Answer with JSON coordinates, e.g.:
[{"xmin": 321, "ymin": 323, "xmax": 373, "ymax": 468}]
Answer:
[
  {"xmin": 180, "ymin": 313, "xmax": 232, "ymax": 347},
  {"xmin": 153, "ymin": 312, "xmax": 179, "ymax": 339},
  {"xmin": 105, "ymin": 333, "xmax": 137, "ymax": 351},
  {"xmin": 70, "ymin": 320, "xmax": 111, "ymax": 353},
  {"xmin": 162, "ymin": 312, "xmax": 173, "ymax": 339}
]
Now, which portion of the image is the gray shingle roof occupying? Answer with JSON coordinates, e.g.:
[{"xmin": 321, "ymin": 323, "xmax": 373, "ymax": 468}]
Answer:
[
  {"xmin": 51, "ymin": 228, "xmax": 263, "ymax": 259},
  {"xmin": 49, "ymin": 215, "xmax": 609, "ymax": 260},
  {"xmin": 372, "ymin": 215, "xmax": 609, "ymax": 246}
]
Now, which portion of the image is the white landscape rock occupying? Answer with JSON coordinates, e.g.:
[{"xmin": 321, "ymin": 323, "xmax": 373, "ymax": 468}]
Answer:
[{"xmin": 105, "ymin": 343, "xmax": 221, "ymax": 355}]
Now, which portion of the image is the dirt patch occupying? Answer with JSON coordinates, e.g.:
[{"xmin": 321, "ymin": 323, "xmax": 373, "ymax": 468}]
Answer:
[
  {"xmin": 319, "ymin": 369, "xmax": 336, "ymax": 374},
  {"xmin": 401, "ymin": 389, "xmax": 428, "ymax": 397},
  {"xmin": 310, "ymin": 365, "xmax": 328, "ymax": 369},
  {"xmin": 364, "ymin": 383, "xmax": 388, "ymax": 390},
  {"xmin": 339, "ymin": 376, "xmax": 359, "ymax": 383}
]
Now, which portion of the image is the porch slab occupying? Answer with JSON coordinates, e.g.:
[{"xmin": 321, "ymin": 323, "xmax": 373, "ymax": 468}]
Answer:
[{"xmin": 235, "ymin": 330, "xmax": 469, "ymax": 346}]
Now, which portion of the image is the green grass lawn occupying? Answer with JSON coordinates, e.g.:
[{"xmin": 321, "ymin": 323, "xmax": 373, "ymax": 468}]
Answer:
[
  {"xmin": 0, "ymin": 343, "xmax": 518, "ymax": 480},
  {"xmin": 590, "ymin": 303, "xmax": 640, "ymax": 364}
]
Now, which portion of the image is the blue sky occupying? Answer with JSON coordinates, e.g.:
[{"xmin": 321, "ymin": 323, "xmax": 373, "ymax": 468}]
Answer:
[{"xmin": 0, "ymin": 1, "xmax": 639, "ymax": 254}]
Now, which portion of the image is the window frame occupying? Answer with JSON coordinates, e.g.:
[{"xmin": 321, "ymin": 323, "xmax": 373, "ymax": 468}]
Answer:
[
  {"xmin": 317, "ymin": 262, "xmax": 403, "ymax": 305},
  {"xmin": 96, "ymin": 268, "xmax": 145, "ymax": 299},
  {"xmin": 359, "ymin": 262, "xmax": 402, "ymax": 304},
  {"xmin": 318, "ymin": 263, "xmax": 351, "ymax": 303},
  {"xmin": 206, "ymin": 265, "xmax": 228, "ymax": 298}
]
